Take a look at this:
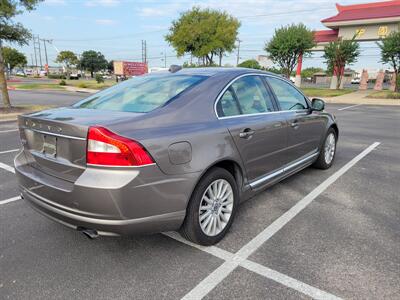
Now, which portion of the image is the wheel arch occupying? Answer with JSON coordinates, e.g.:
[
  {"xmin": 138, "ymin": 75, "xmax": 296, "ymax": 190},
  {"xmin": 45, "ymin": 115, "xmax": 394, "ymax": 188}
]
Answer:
[
  {"xmin": 187, "ymin": 158, "xmax": 246, "ymax": 206},
  {"xmin": 330, "ymin": 123, "xmax": 339, "ymax": 138}
]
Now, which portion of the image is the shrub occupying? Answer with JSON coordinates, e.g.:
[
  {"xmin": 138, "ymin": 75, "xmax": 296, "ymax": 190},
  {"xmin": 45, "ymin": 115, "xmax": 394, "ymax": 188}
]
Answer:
[
  {"xmin": 95, "ymin": 74, "xmax": 104, "ymax": 83},
  {"xmin": 78, "ymin": 83, "xmax": 88, "ymax": 88},
  {"xmin": 59, "ymin": 79, "xmax": 66, "ymax": 86},
  {"xmin": 48, "ymin": 74, "xmax": 66, "ymax": 79},
  {"xmin": 238, "ymin": 59, "xmax": 261, "ymax": 69}
]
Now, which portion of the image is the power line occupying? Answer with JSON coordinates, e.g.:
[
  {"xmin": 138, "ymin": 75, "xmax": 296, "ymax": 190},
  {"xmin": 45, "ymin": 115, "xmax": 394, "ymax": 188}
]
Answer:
[
  {"xmin": 47, "ymin": 7, "xmax": 335, "ymax": 43},
  {"xmin": 51, "ymin": 29, "xmax": 167, "ymax": 42},
  {"xmin": 237, "ymin": 7, "xmax": 333, "ymax": 19}
]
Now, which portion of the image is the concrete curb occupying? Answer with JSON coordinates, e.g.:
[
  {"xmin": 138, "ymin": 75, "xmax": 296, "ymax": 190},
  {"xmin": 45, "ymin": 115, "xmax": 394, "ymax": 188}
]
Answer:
[
  {"xmin": 0, "ymin": 115, "xmax": 19, "ymax": 122},
  {"xmin": 63, "ymin": 86, "xmax": 98, "ymax": 94}
]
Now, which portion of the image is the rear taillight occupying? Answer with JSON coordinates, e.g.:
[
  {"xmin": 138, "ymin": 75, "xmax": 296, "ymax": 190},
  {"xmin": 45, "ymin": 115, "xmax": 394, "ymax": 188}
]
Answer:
[{"xmin": 87, "ymin": 126, "xmax": 154, "ymax": 166}]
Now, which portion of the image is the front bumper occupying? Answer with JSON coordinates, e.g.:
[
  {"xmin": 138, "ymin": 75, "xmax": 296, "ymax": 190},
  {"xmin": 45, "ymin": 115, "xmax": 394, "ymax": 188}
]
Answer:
[{"xmin": 15, "ymin": 151, "xmax": 199, "ymax": 236}]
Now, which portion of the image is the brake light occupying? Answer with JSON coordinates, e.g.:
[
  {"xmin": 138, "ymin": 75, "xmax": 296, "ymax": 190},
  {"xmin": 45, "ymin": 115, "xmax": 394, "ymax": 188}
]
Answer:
[{"xmin": 87, "ymin": 126, "xmax": 154, "ymax": 166}]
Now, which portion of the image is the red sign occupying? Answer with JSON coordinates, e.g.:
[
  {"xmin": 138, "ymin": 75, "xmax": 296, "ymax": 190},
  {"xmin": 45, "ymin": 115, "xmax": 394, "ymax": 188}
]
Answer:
[{"xmin": 123, "ymin": 62, "xmax": 148, "ymax": 76}]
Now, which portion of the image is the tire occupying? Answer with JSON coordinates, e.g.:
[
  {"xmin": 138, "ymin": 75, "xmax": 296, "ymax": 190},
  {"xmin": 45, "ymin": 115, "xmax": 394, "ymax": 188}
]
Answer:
[
  {"xmin": 180, "ymin": 167, "xmax": 239, "ymax": 246},
  {"xmin": 313, "ymin": 128, "xmax": 337, "ymax": 170}
]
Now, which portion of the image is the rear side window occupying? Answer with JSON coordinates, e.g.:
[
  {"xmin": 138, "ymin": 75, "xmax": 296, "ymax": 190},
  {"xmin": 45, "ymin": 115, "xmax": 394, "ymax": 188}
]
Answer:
[
  {"xmin": 267, "ymin": 77, "xmax": 308, "ymax": 111},
  {"xmin": 217, "ymin": 75, "xmax": 275, "ymax": 117},
  {"xmin": 218, "ymin": 87, "xmax": 241, "ymax": 117},
  {"xmin": 73, "ymin": 74, "xmax": 206, "ymax": 113}
]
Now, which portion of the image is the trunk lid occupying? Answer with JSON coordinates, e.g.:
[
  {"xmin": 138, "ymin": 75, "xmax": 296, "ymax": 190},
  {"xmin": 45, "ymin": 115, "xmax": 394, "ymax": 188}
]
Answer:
[{"xmin": 18, "ymin": 108, "xmax": 143, "ymax": 182}]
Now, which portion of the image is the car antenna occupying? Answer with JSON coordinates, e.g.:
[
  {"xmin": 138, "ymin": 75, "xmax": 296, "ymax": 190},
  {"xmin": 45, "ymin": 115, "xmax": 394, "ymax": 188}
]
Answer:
[{"xmin": 169, "ymin": 65, "xmax": 182, "ymax": 73}]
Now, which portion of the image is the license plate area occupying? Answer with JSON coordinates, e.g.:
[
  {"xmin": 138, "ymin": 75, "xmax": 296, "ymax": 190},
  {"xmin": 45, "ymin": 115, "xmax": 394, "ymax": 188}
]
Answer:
[{"xmin": 42, "ymin": 135, "xmax": 57, "ymax": 157}]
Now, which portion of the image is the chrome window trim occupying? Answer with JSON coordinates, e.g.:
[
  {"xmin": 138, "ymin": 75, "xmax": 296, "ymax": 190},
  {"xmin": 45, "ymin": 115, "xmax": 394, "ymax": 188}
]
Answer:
[
  {"xmin": 24, "ymin": 128, "xmax": 87, "ymax": 141},
  {"xmin": 249, "ymin": 151, "xmax": 318, "ymax": 188},
  {"xmin": 214, "ymin": 73, "xmax": 311, "ymax": 120}
]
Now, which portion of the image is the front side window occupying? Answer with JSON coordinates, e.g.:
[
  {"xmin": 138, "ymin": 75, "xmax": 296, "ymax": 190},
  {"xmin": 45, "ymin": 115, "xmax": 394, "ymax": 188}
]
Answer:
[
  {"xmin": 73, "ymin": 74, "xmax": 206, "ymax": 113},
  {"xmin": 267, "ymin": 77, "xmax": 308, "ymax": 111},
  {"xmin": 231, "ymin": 76, "xmax": 275, "ymax": 115}
]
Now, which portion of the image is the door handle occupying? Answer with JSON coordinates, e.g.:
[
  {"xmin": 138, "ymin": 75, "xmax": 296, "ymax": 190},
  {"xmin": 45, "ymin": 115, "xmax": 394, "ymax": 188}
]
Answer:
[{"xmin": 239, "ymin": 128, "xmax": 255, "ymax": 138}]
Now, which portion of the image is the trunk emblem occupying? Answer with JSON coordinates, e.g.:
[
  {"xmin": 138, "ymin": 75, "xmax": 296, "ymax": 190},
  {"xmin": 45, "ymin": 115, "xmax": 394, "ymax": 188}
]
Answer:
[{"xmin": 25, "ymin": 120, "xmax": 62, "ymax": 133}]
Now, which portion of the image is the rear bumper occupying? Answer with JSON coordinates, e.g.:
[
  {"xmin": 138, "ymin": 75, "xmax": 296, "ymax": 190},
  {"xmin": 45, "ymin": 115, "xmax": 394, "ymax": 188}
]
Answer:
[
  {"xmin": 21, "ymin": 188, "xmax": 185, "ymax": 236},
  {"xmin": 15, "ymin": 151, "xmax": 199, "ymax": 236}
]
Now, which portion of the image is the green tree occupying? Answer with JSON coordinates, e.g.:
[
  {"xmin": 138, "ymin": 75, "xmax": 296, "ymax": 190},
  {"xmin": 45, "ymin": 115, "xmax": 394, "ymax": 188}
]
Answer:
[
  {"xmin": 377, "ymin": 31, "xmax": 400, "ymax": 92},
  {"xmin": 2, "ymin": 47, "xmax": 27, "ymax": 73},
  {"xmin": 238, "ymin": 59, "xmax": 261, "ymax": 69},
  {"xmin": 55, "ymin": 50, "xmax": 78, "ymax": 78},
  {"xmin": 264, "ymin": 23, "xmax": 315, "ymax": 79},
  {"xmin": 323, "ymin": 37, "xmax": 359, "ymax": 89},
  {"xmin": 264, "ymin": 66, "xmax": 283, "ymax": 74},
  {"xmin": 0, "ymin": 0, "xmax": 43, "ymax": 108},
  {"xmin": 79, "ymin": 50, "xmax": 108, "ymax": 78},
  {"xmin": 165, "ymin": 7, "xmax": 240, "ymax": 66},
  {"xmin": 301, "ymin": 67, "xmax": 324, "ymax": 79},
  {"xmin": 107, "ymin": 60, "xmax": 114, "ymax": 73}
]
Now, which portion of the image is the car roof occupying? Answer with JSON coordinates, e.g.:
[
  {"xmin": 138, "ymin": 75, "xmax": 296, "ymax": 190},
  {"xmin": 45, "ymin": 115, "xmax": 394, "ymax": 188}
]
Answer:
[{"xmin": 152, "ymin": 67, "xmax": 281, "ymax": 78}]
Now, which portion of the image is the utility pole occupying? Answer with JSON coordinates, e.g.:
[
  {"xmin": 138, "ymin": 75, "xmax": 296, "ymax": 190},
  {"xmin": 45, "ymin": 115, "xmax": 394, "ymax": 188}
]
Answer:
[
  {"xmin": 38, "ymin": 36, "xmax": 43, "ymax": 70},
  {"xmin": 236, "ymin": 39, "xmax": 241, "ymax": 66},
  {"xmin": 141, "ymin": 40, "xmax": 147, "ymax": 64},
  {"xmin": 40, "ymin": 39, "xmax": 51, "ymax": 75},
  {"xmin": 42, "ymin": 39, "xmax": 49, "ymax": 68},
  {"xmin": 161, "ymin": 51, "xmax": 166, "ymax": 68},
  {"xmin": 32, "ymin": 35, "xmax": 44, "ymax": 73},
  {"xmin": 33, "ymin": 37, "xmax": 38, "ymax": 71}
]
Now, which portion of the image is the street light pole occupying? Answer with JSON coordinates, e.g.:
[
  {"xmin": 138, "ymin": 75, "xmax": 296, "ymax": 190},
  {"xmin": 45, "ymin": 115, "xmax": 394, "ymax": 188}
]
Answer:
[{"xmin": 236, "ymin": 39, "xmax": 242, "ymax": 66}]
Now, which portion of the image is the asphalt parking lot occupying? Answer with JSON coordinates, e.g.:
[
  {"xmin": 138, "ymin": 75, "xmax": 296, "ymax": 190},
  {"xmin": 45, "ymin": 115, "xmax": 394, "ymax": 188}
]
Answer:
[{"xmin": 1, "ymin": 102, "xmax": 399, "ymax": 299}]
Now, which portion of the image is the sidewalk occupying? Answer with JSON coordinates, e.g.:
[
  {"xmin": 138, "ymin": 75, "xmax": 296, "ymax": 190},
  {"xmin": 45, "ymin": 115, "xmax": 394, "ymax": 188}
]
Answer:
[{"xmin": 323, "ymin": 90, "xmax": 400, "ymax": 106}]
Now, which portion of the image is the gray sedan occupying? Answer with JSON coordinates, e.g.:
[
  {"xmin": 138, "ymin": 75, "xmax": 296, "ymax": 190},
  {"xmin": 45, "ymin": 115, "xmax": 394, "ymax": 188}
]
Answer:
[{"xmin": 15, "ymin": 67, "xmax": 338, "ymax": 245}]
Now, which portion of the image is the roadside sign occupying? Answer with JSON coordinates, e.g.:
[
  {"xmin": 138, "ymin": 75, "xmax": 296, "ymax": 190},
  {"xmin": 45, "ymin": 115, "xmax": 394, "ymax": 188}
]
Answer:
[{"xmin": 113, "ymin": 61, "xmax": 148, "ymax": 76}]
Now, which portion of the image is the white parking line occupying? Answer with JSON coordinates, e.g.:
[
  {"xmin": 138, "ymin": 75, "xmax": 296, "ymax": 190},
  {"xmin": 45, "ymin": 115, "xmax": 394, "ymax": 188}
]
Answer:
[
  {"xmin": 0, "ymin": 143, "xmax": 381, "ymax": 299},
  {"xmin": 0, "ymin": 129, "xmax": 18, "ymax": 133},
  {"xmin": 183, "ymin": 142, "xmax": 380, "ymax": 300},
  {"xmin": 0, "ymin": 196, "xmax": 21, "ymax": 205},
  {"xmin": 0, "ymin": 162, "xmax": 15, "ymax": 173},
  {"xmin": 337, "ymin": 104, "xmax": 362, "ymax": 111},
  {"xmin": 241, "ymin": 260, "xmax": 341, "ymax": 300},
  {"xmin": 0, "ymin": 149, "xmax": 20, "ymax": 155},
  {"xmin": 163, "ymin": 232, "xmax": 234, "ymax": 261}
]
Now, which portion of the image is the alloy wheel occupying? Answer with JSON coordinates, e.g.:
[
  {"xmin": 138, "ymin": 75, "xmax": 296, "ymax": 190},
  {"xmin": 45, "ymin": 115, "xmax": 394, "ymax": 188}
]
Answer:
[
  {"xmin": 324, "ymin": 133, "xmax": 336, "ymax": 164},
  {"xmin": 198, "ymin": 179, "xmax": 234, "ymax": 237}
]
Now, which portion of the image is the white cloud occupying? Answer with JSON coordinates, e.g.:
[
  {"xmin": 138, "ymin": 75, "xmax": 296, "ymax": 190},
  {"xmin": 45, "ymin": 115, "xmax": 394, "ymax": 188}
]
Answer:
[
  {"xmin": 136, "ymin": 2, "xmax": 187, "ymax": 17},
  {"xmin": 85, "ymin": 0, "xmax": 120, "ymax": 7},
  {"xmin": 42, "ymin": 16, "xmax": 55, "ymax": 21},
  {"xmin": 44, "ymin": 0, "xmax": 66, "ymax": 5},
  {"xmin": 95, "ymin": 19, "xmax": 117, "ymax": 25}
]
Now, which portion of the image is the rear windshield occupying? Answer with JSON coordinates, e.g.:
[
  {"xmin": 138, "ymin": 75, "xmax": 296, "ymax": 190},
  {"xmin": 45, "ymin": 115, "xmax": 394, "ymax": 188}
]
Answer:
[{"xmin": 72, "ymin": 74, "xmax": 206, "ymax": 113}]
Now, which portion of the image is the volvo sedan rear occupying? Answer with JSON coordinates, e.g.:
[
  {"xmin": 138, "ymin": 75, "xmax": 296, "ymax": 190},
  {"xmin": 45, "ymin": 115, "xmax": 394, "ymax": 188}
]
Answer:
[{"xmin": 15, "ymin": 68, "xmax": 338, "ymax": 245}]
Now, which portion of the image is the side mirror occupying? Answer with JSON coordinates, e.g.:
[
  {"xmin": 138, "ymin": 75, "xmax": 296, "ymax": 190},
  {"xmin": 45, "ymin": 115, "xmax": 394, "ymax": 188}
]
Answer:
[{"xmin": 311, "ymin": 98, "xmax": 325, "ymax": 111}]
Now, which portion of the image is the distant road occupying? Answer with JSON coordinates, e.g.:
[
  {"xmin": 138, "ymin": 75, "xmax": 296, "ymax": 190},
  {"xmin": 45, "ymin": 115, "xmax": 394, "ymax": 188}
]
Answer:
[{"xmin": 6, "ymin": 90, "xmax": 89, "ymax": 107}]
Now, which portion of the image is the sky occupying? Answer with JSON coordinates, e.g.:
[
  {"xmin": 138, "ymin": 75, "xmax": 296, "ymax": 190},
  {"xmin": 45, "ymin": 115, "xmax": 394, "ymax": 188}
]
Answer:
[{"xmin": 8, "ymin": 0, "xmax": 390, "ymax": 71}]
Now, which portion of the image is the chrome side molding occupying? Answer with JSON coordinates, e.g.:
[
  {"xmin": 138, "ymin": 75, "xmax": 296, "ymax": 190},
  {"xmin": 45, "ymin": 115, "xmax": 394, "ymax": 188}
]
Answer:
[{"xmin": 249, "ymin": 151, "xmax": 319, "ymax": 188}]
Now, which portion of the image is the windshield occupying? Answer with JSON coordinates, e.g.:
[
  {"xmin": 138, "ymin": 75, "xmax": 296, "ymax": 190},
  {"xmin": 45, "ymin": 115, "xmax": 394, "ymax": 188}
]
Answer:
[{"xmin": 73, "ymin": 74, "xmax": 206, "ymax": 113}]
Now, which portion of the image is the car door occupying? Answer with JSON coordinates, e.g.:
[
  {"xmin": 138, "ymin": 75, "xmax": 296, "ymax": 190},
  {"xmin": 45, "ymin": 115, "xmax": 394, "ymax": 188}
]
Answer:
[
  {"xmin": 216, "ymin": 75, "xmax": 288, "ymax": 183},
  {"xmin": 266, "ymin": 76, "xmax": 326, "ymax": 164}
]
